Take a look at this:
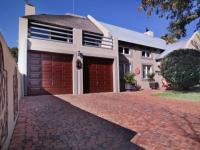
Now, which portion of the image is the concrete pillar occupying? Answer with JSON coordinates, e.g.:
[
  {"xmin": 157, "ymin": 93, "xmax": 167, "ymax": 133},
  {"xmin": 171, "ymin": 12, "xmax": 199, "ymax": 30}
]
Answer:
[
  {"xmin": 73, "ymin": 29, "xmax": 83, "ymax": 94},
  {"xmin": 18, "ymin": 17, "xmax": 28, "ymax": 96},
  {"xmin": 113, "ymin": 38, "xmax": 120, "ymax": 92},
  {"xmin": 77, "ymin": 55, "xmax": 83, "ymax": 94},
  {"xmin": 72, "ymin": 54, "xmax": 78, "ymax": 95}
]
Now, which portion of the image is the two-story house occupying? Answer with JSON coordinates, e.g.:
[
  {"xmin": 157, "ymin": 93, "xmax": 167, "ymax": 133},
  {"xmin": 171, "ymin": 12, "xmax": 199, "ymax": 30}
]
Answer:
[{"xmin": 18, "ymin": 3, "xmax": 167, "ymax": 96}]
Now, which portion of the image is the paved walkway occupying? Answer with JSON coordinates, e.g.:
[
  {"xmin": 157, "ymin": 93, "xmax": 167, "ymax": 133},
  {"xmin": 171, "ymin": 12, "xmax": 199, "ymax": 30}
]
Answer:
[
  {"xmin": 57, "ymin": 91, "xmax": 200, "ymax": 150},
  {"xmin": 9, "ymin": 95, "xmax": 142, "ymax": 150},
  {"xmin": 9, "ymin": 91, "xmax": 200, "ymax": 150}
]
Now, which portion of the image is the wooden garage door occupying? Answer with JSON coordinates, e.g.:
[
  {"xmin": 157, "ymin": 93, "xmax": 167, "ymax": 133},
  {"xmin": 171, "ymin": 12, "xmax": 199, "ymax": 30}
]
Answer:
[
  {"xmin": 83, "ymin": 56, "xmax": 113, "ymax": 93},
  {"xmin": 28, "ymin": 51, "xmax": 73, "ymax": 95}
]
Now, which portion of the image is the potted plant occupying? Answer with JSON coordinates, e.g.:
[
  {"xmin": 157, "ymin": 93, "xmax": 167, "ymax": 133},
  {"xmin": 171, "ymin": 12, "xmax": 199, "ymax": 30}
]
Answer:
[
  {"xmin": 124, "ymin": 73, "xmax": 137, "ymax": 91},
  {"xmin": 147, "ymin": 73, "xmax": 159, "ymax": 89}
]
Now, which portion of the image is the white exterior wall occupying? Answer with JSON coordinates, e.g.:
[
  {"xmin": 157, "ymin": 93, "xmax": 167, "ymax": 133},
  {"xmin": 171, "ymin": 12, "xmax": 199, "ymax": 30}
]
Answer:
[
  {"xmin": 18, "ymin": 18, "xmax": 28, "ymax": 96},
  {"xmin": 18, "ymin": 17, "xmax": 120, "ymax": 95},
  {"xmin": 119, "ymin": 44, "xmax": 163, "ymax": 90}
]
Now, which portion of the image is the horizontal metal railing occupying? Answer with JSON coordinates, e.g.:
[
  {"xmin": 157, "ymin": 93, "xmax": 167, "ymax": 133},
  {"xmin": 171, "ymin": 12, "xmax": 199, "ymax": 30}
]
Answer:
[
  {"xmin": 83, "ymin": 31, "xmax": 113, "ymax": 49},
  {"xmin": 28, "ymin": 21, "xmax": 73, "ymax": 43}
]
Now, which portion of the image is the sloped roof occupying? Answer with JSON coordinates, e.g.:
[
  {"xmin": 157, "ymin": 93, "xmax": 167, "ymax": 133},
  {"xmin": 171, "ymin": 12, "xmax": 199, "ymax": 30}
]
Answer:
[
  {"xmin": 23, "ymin": 14, "xmax": 103, "ymax": 34},
  {"xmin": 101, "ymin": 22, "xmax": 166, "ymax": 50},
  {"xmin": 156, "ymin": 40, "xmax": 188, "ymax": 59}
]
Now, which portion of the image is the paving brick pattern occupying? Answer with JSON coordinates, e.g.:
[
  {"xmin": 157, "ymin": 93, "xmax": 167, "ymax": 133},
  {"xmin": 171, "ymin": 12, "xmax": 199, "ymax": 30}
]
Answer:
[
  {"xmin": 57, "ymin": 91, "xmax": 200, "ymax": 150},
  {"xmin": 9, "ymin": 96, "xmax": 143, "ymax": 150}
]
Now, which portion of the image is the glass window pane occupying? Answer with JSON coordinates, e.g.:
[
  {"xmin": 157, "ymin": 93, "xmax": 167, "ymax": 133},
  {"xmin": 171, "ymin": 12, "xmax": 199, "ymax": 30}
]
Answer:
[
  {"xmin": 142, "ymin": 51, "xmax": 145, "ymax": 57},
  {"xmin": 124, "ymin": 48, "xmax": 129, "ymax": 54},
  {"xmin": 119, "ymin": 47, "xmax": 123, "ymax": 54},
  {"xmin": 142, "ymin": 65, "xmax": 152, "ymax": 79},
  {"xmin": 125, "ymin": 64, "xmax": 130, "ymax": 74},
  {"xmin": 119, "ymin": 64, "xmax": 124, "ymax": 79},
  {"xmin": 147, "ymin": 66, "xmax": 150, "ymax": 76},
  {"xmin": 142, "ymin": 65, "xmax": 146, "ymax": 79},
  {"xmin": 146, "ymin": 52, "xmax": 150, "ymax": 57}
]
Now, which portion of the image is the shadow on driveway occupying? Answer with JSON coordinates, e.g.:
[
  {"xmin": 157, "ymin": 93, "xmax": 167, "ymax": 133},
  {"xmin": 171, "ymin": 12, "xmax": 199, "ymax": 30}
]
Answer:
[{"xmin": 9, "ymin": 95, "xmax": 143, "ymax": 150}]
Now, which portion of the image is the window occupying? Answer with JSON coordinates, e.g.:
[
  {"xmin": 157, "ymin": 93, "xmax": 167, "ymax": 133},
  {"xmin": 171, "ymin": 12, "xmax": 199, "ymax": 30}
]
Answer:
[
  {"xmin": 28, "ymin": 21, "xmax": 73, "ymax": 43},
  {"xmin": 119, "ymin": 47, "xmax": 123, "ymax": 54},
  {"xmin": 119, "ymin": 47, "xmax": 130, "ymax": 55},
  {"xmin": 142, "ymin": 51, "xmax": 151, "ymax": 58},
  {"xmin": 142, "ymin": 65, "xmax": 152, "ymax": 79},
  {"xmin": 119, "ymin": 63, "xmax": 132, "ymax": 79}
]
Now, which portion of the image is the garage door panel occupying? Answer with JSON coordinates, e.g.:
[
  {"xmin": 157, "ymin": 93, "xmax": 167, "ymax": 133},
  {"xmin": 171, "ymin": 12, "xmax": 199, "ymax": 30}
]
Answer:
[
  {"xmin": 28, "ymin": 51, "xmax": 72, "ymax": 95},
  {"xmin": 30, "ymin": 53, "xmax": 41, "ymax": 58},
  {"xmin": 42, "ymin": 73, "xmax": 52, "ymax": 78},
  {"xmin": 29, "ymin": 80, "xmax": 41, "ymax": 87},
  {"xmin": 30, "ymin": 66, "xmax": 41, "ymax": 72},
  {"xmin": 42, "ymin": 67, "xmax": 52, "ymax": 72},
  {"xmin": 90, "ymin": 65, "xmax": 97, "ymax": 69},
  {"xmin": 30, "ymin": 59, "xmax": 41, "ymax": 65},
  {"xmin": 42, "ymin": 61, "xmax": 52, "ymax": 65},
  {"xmin": 29, "ymin": 73, "xmax": 41, "ymax": 79},
  {"xmin": 83, "ymin": 56, "xmax": 113, "ymax": 93}
]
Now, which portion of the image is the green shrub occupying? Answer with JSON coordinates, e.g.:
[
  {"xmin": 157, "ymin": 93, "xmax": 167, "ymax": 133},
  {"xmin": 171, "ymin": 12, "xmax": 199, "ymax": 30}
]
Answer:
[
  {"xmin": 124, "ymin": 73, "xmax": 136, "ymax": 84},
  {"xmin": 161, "ymin": 49, "xmax": 200, "ymax": 90}
]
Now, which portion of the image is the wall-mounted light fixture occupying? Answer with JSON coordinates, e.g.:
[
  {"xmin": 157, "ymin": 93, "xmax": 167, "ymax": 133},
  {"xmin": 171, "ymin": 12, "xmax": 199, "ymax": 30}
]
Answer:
[
  {"xmin": 77, "ymin": 51, "xmax": 83, "ymax": 58},
  {"xmin": 76, "ymin": 59, "xmax": 82, "ymax": 70}
]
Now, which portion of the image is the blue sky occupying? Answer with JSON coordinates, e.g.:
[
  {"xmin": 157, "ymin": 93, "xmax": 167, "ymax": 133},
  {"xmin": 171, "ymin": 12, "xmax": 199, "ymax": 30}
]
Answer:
[{"xmin": 0, "ymin": 0, "xmax": 197, "ymax": 48}]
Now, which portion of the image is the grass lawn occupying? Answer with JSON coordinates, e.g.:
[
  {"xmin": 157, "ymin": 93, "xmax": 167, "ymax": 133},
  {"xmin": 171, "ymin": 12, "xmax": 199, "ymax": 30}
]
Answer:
[{"xmin": 153, "ymin": 91, "xmax": 200, "ymax": 102}]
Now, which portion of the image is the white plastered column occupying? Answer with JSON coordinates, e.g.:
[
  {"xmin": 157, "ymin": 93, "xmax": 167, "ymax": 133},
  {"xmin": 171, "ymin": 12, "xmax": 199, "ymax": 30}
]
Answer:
[{"xmin": 18, "ymin": 17, "xmax": 28, "ymax": 96}]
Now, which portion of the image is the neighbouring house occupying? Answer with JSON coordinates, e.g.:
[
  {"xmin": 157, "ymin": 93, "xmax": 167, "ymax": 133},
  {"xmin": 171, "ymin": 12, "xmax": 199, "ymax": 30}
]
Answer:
[
  {"xmin": 18, "ymin": 3, "xmax": 200, "ymax": 96},
  {"xmin": 157, "ymin": 31, "xmax": 200, "ymax": 60}
]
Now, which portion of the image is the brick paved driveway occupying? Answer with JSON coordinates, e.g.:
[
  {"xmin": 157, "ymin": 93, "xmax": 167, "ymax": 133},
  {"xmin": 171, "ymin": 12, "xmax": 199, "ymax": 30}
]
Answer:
[
  {"xmin": 56, "ymin": 91, "xmax": 200, "ymax": 150},
  {"xmin": 10, "ymin": 91, "xmax": 200, "ymax": 150},
  {"xmin": 9, "ymin": 95, "xmax": 142, "ymax": 150}
]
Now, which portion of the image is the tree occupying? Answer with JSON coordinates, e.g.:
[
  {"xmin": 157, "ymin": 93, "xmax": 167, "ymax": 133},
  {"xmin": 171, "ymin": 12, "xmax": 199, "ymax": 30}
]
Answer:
[
  {"xmin": 140, "ymin": 0, "xmax": 200, "ymax": 43},
  {"xmin": 9, "ymin": 47, "xmax": 18, "ymax": 61},
  {"xmin": 161, "ymin": 49, "xmax": 200, "ymax": 90}
]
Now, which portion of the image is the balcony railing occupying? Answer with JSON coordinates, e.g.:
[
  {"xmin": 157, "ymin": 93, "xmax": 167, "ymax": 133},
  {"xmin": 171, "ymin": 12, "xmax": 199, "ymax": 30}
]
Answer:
[
  {"xmin": 28, "ymin": 21, "xmax": 73, "ymax": 43},
  {"xmin": 83, "ymin": 31, "xmax": 113, "ymax": 49}
]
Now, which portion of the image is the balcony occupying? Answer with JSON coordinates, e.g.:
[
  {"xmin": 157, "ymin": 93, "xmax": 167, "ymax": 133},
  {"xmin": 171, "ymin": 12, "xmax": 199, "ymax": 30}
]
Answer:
[
  {"xmin": 28, "ymin": 21, "xmax": 73, "ymax": 43},
  {"xmin": 83, "ymin": 31, "xmax": 113, "ymax": 49},
  {"xmin": 28, "ymin": 22, "xmax": 114, "ymax": 49}
]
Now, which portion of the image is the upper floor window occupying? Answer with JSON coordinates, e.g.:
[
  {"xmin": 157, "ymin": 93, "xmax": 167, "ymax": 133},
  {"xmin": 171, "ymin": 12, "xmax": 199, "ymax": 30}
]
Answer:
[
  {"xmin": 28, "ymin": 21, "xmax": 73, "ymax": 43},
  {"xmin": 119, "ymin": 47, "xmax": 130, "ymax": 55},
  {"xmin": 142, "ymin": 51, "xmax": 151, "ymax": 58}
]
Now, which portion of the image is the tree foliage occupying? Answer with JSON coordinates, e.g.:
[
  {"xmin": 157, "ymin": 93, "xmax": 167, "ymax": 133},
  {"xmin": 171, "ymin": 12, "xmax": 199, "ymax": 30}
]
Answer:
[
  {"xmin": 161, "ymin": 49, "xmax": 200, "ymax": 90},
  {"xmin": 9, "ymin": 47, "xmax": 18, "ymax": 61},
  {"xmin": 141, "ymin": 0, "xmax": 200, "ymax": 42}
]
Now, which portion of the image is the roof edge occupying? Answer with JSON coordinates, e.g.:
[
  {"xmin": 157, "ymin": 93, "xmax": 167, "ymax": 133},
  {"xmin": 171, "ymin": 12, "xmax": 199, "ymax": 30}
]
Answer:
[{"xmin": 87, "ymin": 15, "xmax": 111, "ymax": 37}]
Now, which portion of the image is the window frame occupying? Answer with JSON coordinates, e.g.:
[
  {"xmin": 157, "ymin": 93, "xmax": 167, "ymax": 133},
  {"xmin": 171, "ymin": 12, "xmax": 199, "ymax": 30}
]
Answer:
[
  {"xmin": 119, "ymin": 47, "xmax": 131, "ymax": 55},
  {"xmin": 141, "ymin": 51, "xmax": 152, "ymax": 58},
  {"xmin": 142, "ymin": 64, "xmax": 153, "ymax": 80}
]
